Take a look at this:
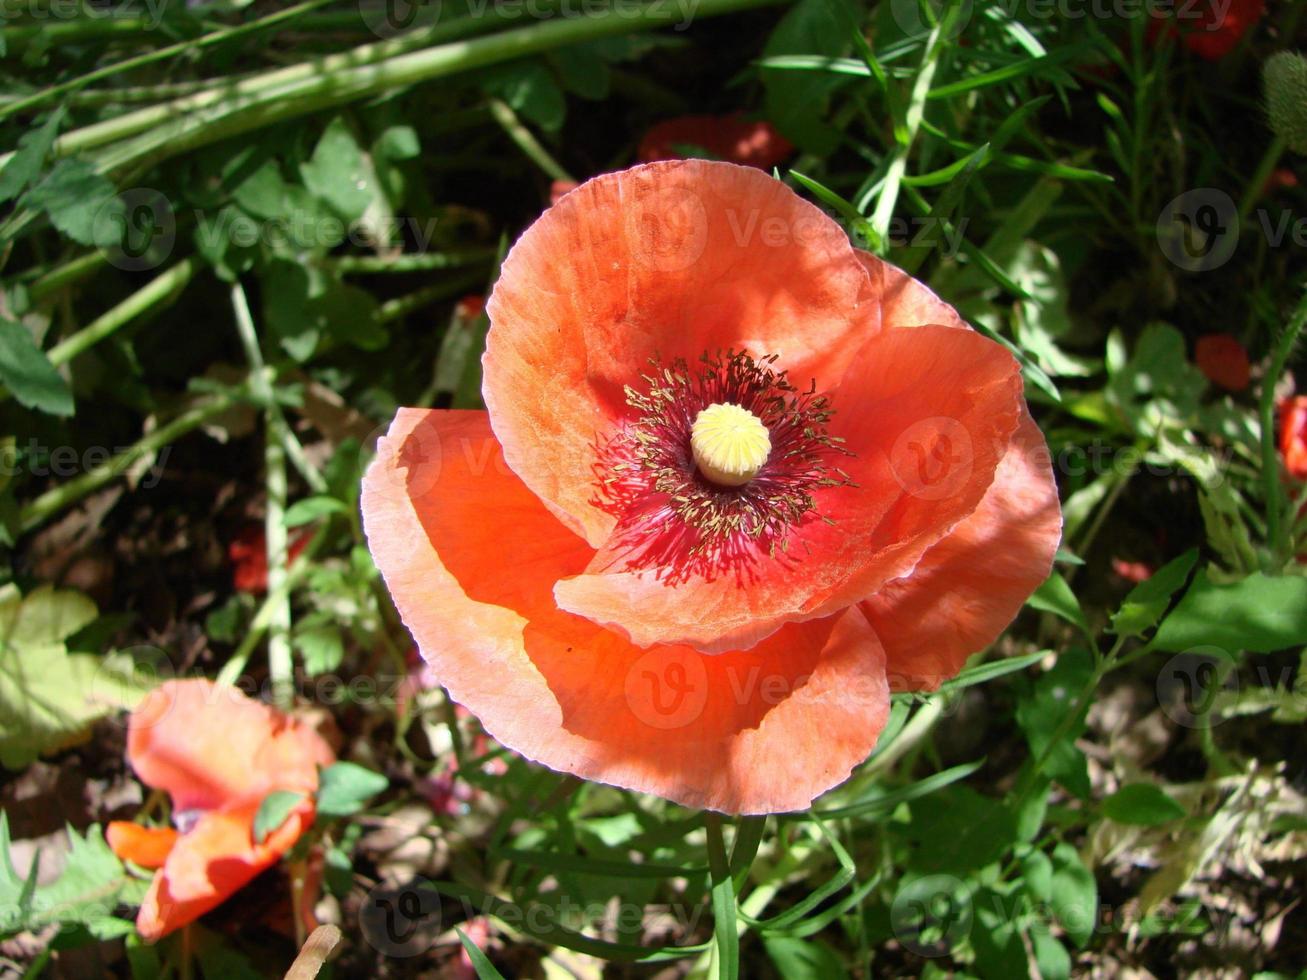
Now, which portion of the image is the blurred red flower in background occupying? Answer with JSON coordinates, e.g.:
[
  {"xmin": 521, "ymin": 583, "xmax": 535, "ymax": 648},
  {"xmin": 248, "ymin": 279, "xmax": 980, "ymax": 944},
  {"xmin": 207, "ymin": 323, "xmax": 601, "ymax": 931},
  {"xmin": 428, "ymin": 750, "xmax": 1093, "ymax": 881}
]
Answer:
[
  {"xmin": 228, "ymin": 525, "xmax": 309, "ymax": 593},
  {"xmin": 107, "ymin": 680, "xmax": 334, "ymax": 941},
  {"xmin": 1194, "ymin": 333, "xmax": 1251, "ymax": 391},
  {"xmin": 1281, "ymin": 396, "xmax": 1307, "ymax": 481},
  {"xmin": 1150, "ymin": 0, "xmax": 1264, "ymax": 60},
  {"xmin": 638, "ymin": 115, "xmax": 794, "ymax": 170}
]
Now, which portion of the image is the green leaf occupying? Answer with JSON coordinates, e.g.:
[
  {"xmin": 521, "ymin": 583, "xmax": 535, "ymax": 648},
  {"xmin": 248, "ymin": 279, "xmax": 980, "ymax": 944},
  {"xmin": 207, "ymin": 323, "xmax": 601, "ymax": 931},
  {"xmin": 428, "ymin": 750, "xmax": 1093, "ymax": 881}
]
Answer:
[
  {"xmin": 1028, "ymin": 571, "xmax": 1090, "ymax": 635},
  {"xmin": 1015, "ymin": 648, "xmax": 1093, "ymax": 799},
  {"xmin": 253, "ymin": 791, "xmax": 304, "ymax": 844},
  {"xmin": 1021, "ymin": 849, "xmax": 1053, "ymax": 903},
  {"xmin": 285, "ymin": 495, "xmax": 348, "ymax": 527},
  {"xmin": 1031, "ymin": 930, "xmax": 1072, "ymax": 980},
  {"xmin": 0, "ymin": 585, "xmax": 151, "ymax": 768},
  {"xmin": 0, "ymin": 319, "xmax": 73, "ymax": 416},
  {"xmin": 0, "ymin": 107, "xmax": 66, "ymax": 204},
  {"xmin": 1109, "ymin": 549, "xmax": 1198, "ymax": 639},
  {"xmin": 902, "ymin": 786, "xmax": 1017, "ymax": 876},
  {"xmin": 294, "ymin": 624, "xmax": 344, "ymax": 676},
  {"xmin": 761, "ymin": 0, "xmax": 859, "ymax": 153},
  {"xmin": 1152, "ymin": 570, "xmax": 1307, "ymax": 654},
  {"xmin": 300, "ymin": 116, "xmax": 375, "ymax": 224},
  {"xmin": 315, "ymin": 761, "xmax": 388, "ymax": 819},
  {"xmin": 0, "ymin": 815, "xmax": 145, "ymax": 938},
  {"xmin": 456, "ymin": 927, "xmax": 506, "ymax": 980},
  {"xmin": 705, "ymin": 816, "xmax": 739, "ymax": 980},
  {"xmin": 762, "ymin": 936, "xmax": 845, "ymax": 978},
  {"xmin": 1103, "ymin": 784, "xmax": 1187, "ymax": 826},
  {"xmin": 481, "ymin": 61, "xmax": 566, "ymax": 132},
  {"xmin": 23, "ymin": 159, "xmax": 123, "ymax": 247},
  {"xmin": 1049, "ymin": 842, "xmax": 1097, "ymax": 948},
  {"xmin": 972, "ymin": 886, "xmax": 1030, "ymax": 979}
]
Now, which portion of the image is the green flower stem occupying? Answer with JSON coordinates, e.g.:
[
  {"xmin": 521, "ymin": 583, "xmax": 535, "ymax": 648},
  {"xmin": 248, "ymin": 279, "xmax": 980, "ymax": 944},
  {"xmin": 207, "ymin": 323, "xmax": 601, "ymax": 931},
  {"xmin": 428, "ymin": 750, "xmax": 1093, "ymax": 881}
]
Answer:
[
  {"xmin": 0, "ymin": 1, "xmax": 562, "ymax": 169},
  {"xmin": 0, "ymin": 0, "xmax": 339, "ymax": 122},
  {"xmin": 32, "ymin": 0, "xmax": 783, "ymax": 180},
  {"xmin": 46, "ymin": 257, "xmax": 197, "ymax": 367},
  {"xmin": 17, "ymin": 393, "xmax": 235, "ymax": 534},
  {"xmin": 214, "ymin": 532, "xmax": 323, "ymax": 689},
  {"xmin": 26, "ymin": 251, "xmax": 108, "ymax": 302},
  {"xmin": 1237, "ymin": 134, "xmax": 1286, "ymax": 229},
  {"xmin": 375, "ymin": 271, "xmax": 490, "ymax": 324},
  {"xmin": 488, "ymin": 98, "xmax": 576, "ymax": 183},
  {"xmin": 869, "ymin": 18, "xmax": 946, "ymax": 248},
  {"xmin": 1261, "ymin": 288, "xmax": 1307, "ymax": 567},
  {"xmin": 326, "ymin": 247, "xmax": 496, "ymax": 275},
  {"xmin": 230, "ymin": 281, "xmax": 295, "ymax": 708}
]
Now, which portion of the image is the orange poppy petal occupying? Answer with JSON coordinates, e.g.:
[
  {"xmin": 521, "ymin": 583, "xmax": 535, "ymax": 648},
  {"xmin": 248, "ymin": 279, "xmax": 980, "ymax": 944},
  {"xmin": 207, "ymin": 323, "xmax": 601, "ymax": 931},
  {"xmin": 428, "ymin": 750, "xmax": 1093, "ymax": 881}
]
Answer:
[
  {"xmin": 483, "ymin": 160, "xmax": 879, "ymax": 547},
  {"xmin": 860, "ymin": 251, "xmax": 969, "ymax": 331},
  {"xmin": 135, "ymin": 800, "xmax": 313, "ymax": 942},
  {"xmin": 106, "ymin": 822, "xmax": 178, "ymax": 870},
  {"xmin": 126, "ymin": 680, "xmax": 329, "ymax": 813},
  {"xmin": 553, "ymin": 324, "xmax": 1023, "ymax": 651},
  {"xmin": 861, "ymin": 407, "xmax": 1062, "ymax": 689},
  {"xmin": 361, "ymin": 408, "xmax": 891, "ymax": 813}
]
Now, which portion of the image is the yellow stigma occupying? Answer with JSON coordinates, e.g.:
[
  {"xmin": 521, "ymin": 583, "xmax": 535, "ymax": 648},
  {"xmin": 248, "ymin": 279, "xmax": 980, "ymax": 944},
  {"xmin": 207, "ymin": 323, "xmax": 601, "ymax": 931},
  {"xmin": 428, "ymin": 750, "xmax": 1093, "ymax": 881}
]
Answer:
[{"xmin": 691, "ymin": 402, "xmax": 771, "ymax": 487}]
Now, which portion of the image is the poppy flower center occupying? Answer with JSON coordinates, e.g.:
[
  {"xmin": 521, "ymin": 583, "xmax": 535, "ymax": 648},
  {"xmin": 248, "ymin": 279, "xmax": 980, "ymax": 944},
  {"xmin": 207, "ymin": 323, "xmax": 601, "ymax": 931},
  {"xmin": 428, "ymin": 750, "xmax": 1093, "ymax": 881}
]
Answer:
[
  {"xmin": 691, "ymin": 402, "xmax": 771, "ymax": 486},
  {"xmin": 593, "ymin": 350, "xmax": 852, "ymax": 581}
]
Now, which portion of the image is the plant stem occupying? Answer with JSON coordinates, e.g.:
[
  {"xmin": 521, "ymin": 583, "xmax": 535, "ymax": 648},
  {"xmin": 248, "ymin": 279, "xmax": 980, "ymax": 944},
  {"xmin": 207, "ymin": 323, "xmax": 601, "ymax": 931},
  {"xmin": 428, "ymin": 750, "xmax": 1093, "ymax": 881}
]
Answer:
[
  {"xmin": 230, "ymin": 282, "xmax": 294, "ymax": 708},
  {"xmin": 869, "ymin": 20, "xmax": 943, "ymax": 248},
  {"xmin": 488, "ymin": 98, "xmax": 576, "ymax": 183},
  {"xmin": 326, "ymin": 248, "xmax": 495, "ymax": 276},
  {"xmin": 18, "ymin": 394, "xmax": 235, "ymax": 534},
  {"xmin": 46, "ymin": 257, "xmax": 197, "ymax": 367},
  {"xmin": 1237, "ymin": 135, "xmax": 1286, "ymax": 228},
  {"xmin": 27, "ymin": 251, "xmax": 108, "ymax": 302},
  {"xmin": 0, "ymin": 0, "xmax": 339, "ymax": 122}
]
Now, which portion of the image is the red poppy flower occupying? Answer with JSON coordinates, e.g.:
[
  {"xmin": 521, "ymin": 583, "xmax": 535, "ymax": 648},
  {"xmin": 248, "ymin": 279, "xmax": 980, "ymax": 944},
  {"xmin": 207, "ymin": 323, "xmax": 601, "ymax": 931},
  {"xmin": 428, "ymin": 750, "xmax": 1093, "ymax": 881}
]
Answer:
[
  {"xmin": 1194, "ymin": 333, "xmax": 1251, "ymax": 391},
  {"xmin": 1149, "ymin": 0, "xmax": 1264, "ymax": 60},
  {"xmin": 228, "ymin": 526, "xmax": 309, "ymax": 594},
  {"xmin": 638, "ymin": 115, "xmax": 794, "ymax": 170},
  {"xmin": 455, "ymin": 294, "xmax": 486, "ymax": 321},
  {"xmin": 1281, "ymin": 396, "xmax": 1307, "ymax": 482},
  {"xmin": 361, "ymin": 161, "xmax": 1061, "ymax": 813},
  {"xmin": 106, "ymin": 679, "xmax": 334, "ymax": 941}
]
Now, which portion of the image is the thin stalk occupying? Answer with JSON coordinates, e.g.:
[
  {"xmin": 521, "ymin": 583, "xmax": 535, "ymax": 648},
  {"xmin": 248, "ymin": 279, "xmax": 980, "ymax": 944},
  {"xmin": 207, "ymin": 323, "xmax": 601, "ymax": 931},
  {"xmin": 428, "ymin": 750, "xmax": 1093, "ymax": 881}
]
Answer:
[
  {"xmin": 1237, "ymin": 135, "xmax": 1286, "ymax": 227},
  {"xmin": 18, "ymin": 394, "xmax": 235, "ymax": 534},
  {"xmin": 869, "ymin": 21, "xmax": 943, "ymax": 247},
  {"xmin": 27, "ymin": 251, "xmax": 108, "ymax": 302},
  {"xmin": 0, "ymin": 0, "xmax": 339, "ymax": 122},
  {"xmin": 231, "ymin": 282, "xmax": 294, "ymax": 709},
  {"xmin": 488, "ymin": 98, "xmax": 576, "ymax": 183},
  {"xmin": 376, "ymin": 271, "xmax": 489, "ymax": 324},
  {"xmin": 326, "ymin": 247, "xmax": 495, "ymax": 275},
  {"xmin": 23, "ymin": 0, "xmax": 784, "ymax": 181},
  {"xmin": 46, "ymin": 257, "xmax": 197, "ymax": 366}
]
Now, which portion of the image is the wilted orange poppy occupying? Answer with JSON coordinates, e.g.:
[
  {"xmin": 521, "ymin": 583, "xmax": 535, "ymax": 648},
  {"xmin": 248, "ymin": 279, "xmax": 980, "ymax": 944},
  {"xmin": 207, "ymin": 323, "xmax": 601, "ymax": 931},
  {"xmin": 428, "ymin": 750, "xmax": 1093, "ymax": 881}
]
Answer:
[
  {"xmin": 362, "ymin": 161, "xmax": 1061, "ymax": 813},
  {"xmin": 107, "ymin": 679, "xmax": 334, "ymax": 941},
  {"xmin": 638, "ymin": 115, "xmax": 794, "ymax": 170}
]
